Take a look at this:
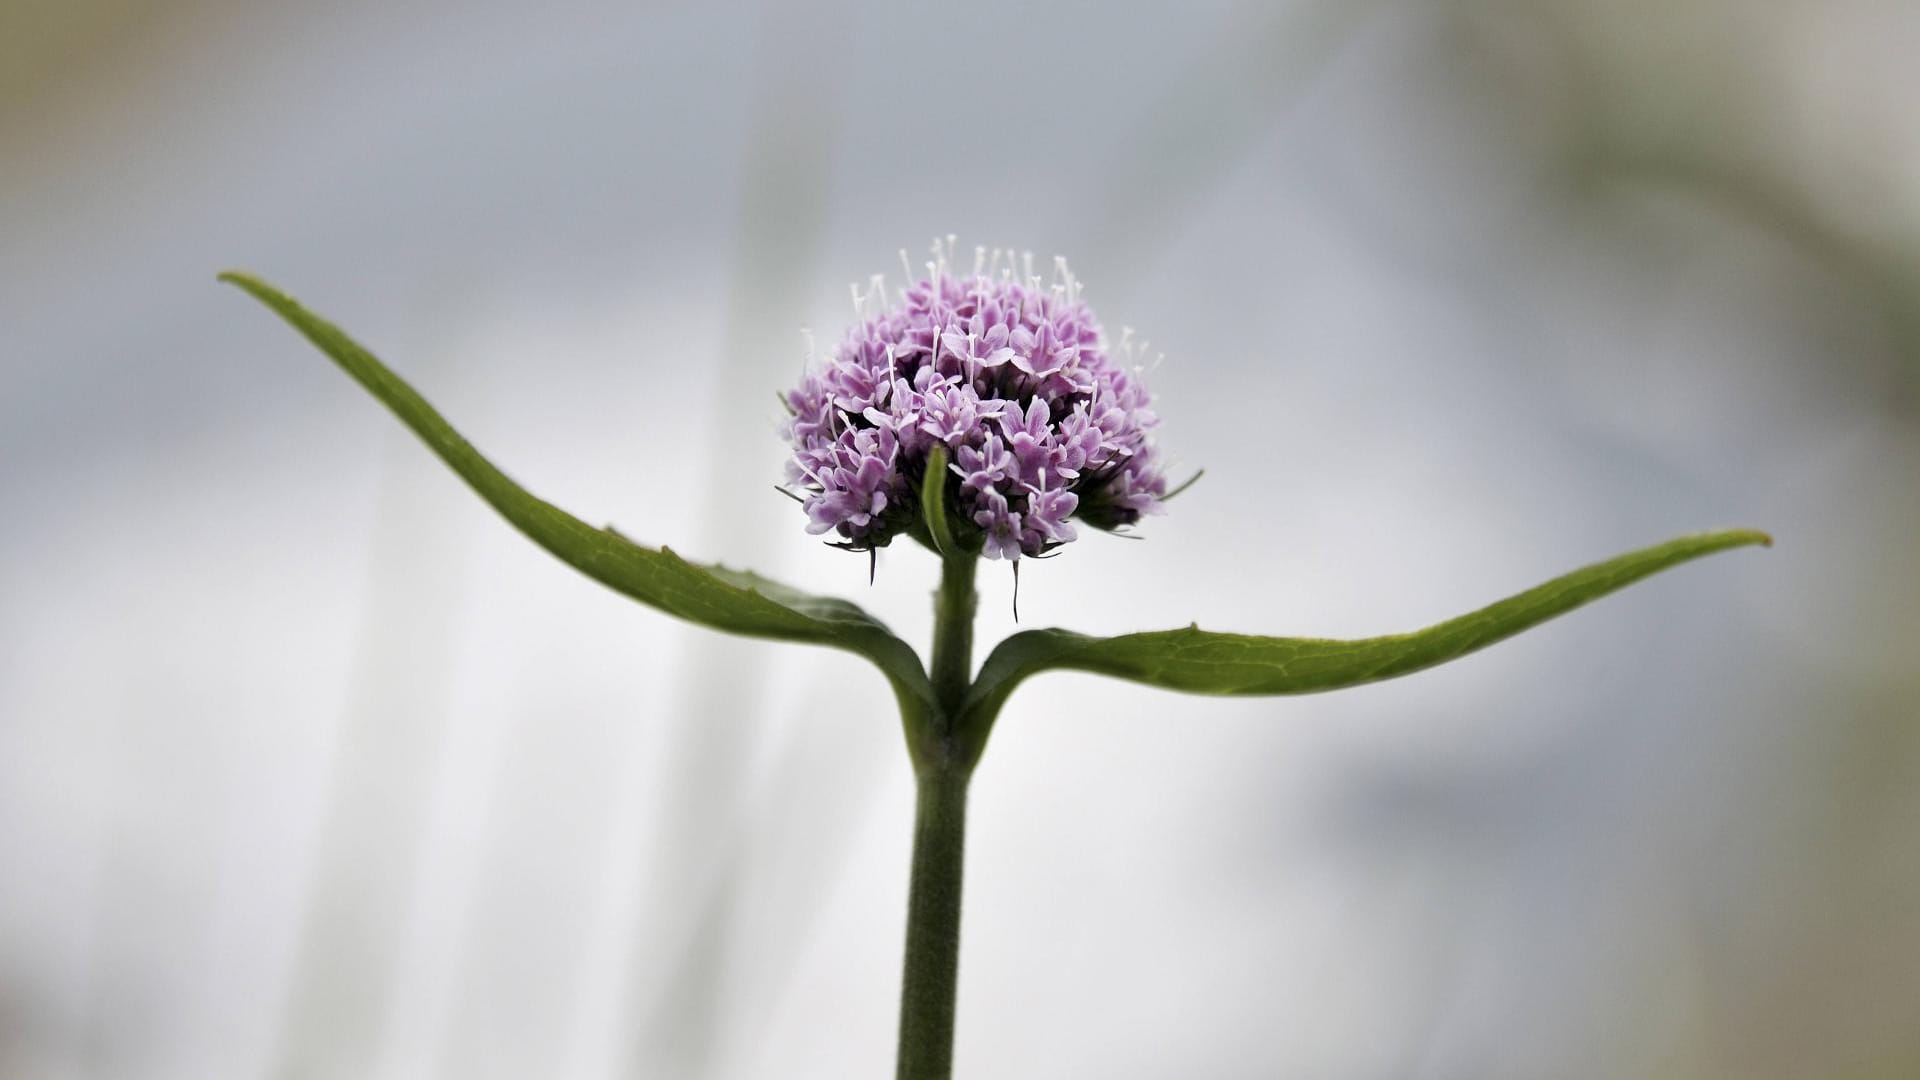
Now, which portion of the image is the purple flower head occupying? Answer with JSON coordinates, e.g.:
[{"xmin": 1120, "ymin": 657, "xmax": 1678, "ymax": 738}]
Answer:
[{"xmin": 782, "ymin": 239, "xmax": 1171, "ymax": 561}]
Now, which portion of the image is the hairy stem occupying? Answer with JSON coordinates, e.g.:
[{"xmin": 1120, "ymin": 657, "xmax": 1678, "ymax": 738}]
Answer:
[{"xmin": 897, "ymin": 554, "xmax": 979, "ymax": 1079}]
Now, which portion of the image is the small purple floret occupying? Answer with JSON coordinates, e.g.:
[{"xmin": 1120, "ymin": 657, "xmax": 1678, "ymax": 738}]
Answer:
[{"xmin": 782, "ymin": 242, "xmax": 1169, "ymax": 560}]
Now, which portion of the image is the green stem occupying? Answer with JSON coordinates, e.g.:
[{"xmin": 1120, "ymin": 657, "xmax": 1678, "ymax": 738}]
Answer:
[
  {"xmin": 928, "ymin": 555, "xmax": 977, "ymax": 713},
  {"xmin": 896, "ymin": 755, "xmax": 970, "ymax": 1079},
  {"xmin": 897, "ymin": 554, "xmax": 979, "ymax": 1079}
]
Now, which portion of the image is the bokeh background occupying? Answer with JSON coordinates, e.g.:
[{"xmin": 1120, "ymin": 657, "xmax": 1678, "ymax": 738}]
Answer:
[{"xmin": 4, "ymin": 1, "xmax": 1917, "ymax": 1077}]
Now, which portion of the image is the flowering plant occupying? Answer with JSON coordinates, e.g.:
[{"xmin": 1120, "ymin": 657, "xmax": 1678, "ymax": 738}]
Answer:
[
  {"xmin": 222, "ymin": 249, "xmax": 1765, "ymax": 1079},
  {"xmin": 783, "ymin": 248, "xmax": 1170, "ymax": 565}
]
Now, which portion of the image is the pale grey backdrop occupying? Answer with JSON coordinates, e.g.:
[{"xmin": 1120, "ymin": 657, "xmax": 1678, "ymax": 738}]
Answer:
[{"xmin": 3, "ymin": 2, "xmax": 1916, "ymax": 1077}]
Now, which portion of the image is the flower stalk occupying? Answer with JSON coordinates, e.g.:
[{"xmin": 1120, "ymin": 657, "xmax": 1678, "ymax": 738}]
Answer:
[
  {"xmin": 896, "ymin": 722, "xmax": 972, "ymax": 1079},
  {"xmin": 896, "ymin": 546, "xmax": 979, "ymax": 1078},
  {"xmin": 928, "ymin": 549, "xmax": 978, "ymax": 713}
]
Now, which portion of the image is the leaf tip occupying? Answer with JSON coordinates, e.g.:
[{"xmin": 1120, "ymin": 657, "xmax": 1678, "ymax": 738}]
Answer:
[
  {"xmin": 1716, "ymin": 527, "xmax": 1773, "ymax": 551},
  {"xmin": 217, "ymin": 271, "xmax": 283, "ymax": 309}
]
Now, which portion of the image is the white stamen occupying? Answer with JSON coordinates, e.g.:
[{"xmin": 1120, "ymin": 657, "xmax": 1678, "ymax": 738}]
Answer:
[{"xmin": 1053, "ymin": 256, "xmax": 1080, "ymax": 306}]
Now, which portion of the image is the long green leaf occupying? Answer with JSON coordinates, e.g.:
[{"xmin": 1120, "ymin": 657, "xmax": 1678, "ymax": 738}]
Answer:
[
  {"xmin": 221, "ymin": 271, "xmax": 934, "ymax": 708},
  {"xmin": 958, "ymin": 529, "xmax": 1769, "ymax": 737}
]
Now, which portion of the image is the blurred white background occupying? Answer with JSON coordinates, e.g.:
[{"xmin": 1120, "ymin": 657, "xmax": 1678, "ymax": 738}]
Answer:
[{"xmin": 3, "ymin": 1, "xmax": 1916, "ymax": 1077}]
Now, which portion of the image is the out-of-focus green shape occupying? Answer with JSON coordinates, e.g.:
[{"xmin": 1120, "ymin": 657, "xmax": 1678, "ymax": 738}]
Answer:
[
  {"xmin": 220, "ymin": 271, "xmax": 934, "ymax": 711},
  {"xmin": 957, "ymin": 529, "xmax": 1770, "ymax": 743}
]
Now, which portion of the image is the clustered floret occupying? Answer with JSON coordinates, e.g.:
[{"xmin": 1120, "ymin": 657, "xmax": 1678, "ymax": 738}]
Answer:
[{"xmin": 783, "ymin": 241, "xmax": 1168, "ymax": 561}]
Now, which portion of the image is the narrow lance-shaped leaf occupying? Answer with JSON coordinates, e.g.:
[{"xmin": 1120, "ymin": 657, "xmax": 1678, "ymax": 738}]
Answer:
[
  {"xmin": 220, "ymin": 271, "xmax": 934, "ymax": 709},
  {"xmin": 919, "ymin": 444, "xmax": 961, "ymax": 558},
  {"xmin": 958, "ymin": 529, "xmax": 1770, "ymax": 738}
]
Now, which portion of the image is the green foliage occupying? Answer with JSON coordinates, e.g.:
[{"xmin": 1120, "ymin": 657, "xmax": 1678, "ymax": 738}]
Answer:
[
  {"xmin": 222, "ymin": 270, "xmax": 1767, "ymax": 749},
  {"xmin": 220, "ymin": 271, "xmax": 934, "ymax": 710},
  {"xmin": 956, "ymin": 529, "xmax": 1770, "ymax": 745}
]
